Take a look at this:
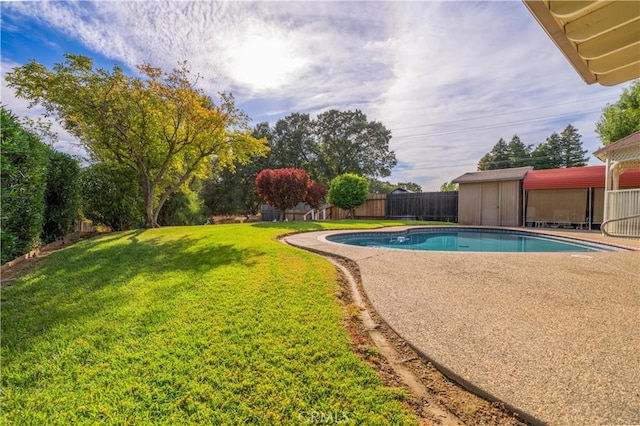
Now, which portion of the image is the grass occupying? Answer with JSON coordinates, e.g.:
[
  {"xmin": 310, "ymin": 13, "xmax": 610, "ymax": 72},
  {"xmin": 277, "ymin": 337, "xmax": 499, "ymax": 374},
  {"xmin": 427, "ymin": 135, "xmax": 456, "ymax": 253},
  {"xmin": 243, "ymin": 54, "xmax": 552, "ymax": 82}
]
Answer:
[{"xmin": 1, "ymin": 220, "xmax": 447, "ymax": 425}]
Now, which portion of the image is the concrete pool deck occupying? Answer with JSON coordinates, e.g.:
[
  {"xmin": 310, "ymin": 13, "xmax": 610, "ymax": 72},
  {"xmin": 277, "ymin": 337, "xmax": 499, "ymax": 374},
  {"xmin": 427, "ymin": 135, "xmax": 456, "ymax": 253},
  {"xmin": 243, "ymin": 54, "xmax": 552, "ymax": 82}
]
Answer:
[{"xmin": 284, "ymin": 227, "xmax": 640, "ymax": 425}]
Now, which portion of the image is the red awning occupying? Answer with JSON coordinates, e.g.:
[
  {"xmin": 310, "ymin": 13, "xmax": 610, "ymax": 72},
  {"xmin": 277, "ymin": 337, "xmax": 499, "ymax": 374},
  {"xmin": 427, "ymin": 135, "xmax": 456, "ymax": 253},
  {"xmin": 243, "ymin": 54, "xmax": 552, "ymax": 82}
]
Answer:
[{"xmin": 523, "ymin": 166, "xmax": 640, "ymax": 190}]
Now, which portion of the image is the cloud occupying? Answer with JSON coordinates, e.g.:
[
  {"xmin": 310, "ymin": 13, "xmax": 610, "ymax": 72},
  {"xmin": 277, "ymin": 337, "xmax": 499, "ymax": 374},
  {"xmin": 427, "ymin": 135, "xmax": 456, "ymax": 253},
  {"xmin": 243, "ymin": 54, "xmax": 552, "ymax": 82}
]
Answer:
[
  {"xmin": 365, "ymin": 2, "xmax": 626, "ymax": 188},
  {"xmin": 1, "ymin": 1, "xmax": 630, "ymax": 190},
  {"xmin": 1, "ymin": 59, "xmax": 88, "ymax": 160}
]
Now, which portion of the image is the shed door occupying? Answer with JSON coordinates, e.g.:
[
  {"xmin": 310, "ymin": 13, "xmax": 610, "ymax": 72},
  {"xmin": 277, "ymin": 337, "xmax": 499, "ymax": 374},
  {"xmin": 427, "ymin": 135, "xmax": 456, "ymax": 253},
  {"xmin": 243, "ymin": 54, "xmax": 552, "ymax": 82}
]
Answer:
[{"xmin": 481, "ymin": 182, "xmax": 500, "ymax": 226}]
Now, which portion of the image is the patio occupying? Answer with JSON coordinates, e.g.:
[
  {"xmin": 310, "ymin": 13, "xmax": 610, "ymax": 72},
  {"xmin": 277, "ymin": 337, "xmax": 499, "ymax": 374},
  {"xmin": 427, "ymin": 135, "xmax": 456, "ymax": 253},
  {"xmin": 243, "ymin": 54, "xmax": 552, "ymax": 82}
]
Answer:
[{"xmin": 285, "ymin": 227, "xmax": 640, "ymax": 425}]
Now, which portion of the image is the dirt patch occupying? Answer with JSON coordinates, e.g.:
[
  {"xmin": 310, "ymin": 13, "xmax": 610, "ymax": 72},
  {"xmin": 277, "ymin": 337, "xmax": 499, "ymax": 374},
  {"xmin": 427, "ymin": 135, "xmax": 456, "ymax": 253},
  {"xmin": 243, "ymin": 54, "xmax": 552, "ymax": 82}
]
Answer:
[
  {"xmin": 209, "ymin": 215, "xmax": 261, "ymax": 224},
  {"xmin": 332, "ymin": 256, "xmax": 529, "ymax": 426},
  {"xmin": 1, "ymin": 232, "xmax": 98, "ymax": 287}
]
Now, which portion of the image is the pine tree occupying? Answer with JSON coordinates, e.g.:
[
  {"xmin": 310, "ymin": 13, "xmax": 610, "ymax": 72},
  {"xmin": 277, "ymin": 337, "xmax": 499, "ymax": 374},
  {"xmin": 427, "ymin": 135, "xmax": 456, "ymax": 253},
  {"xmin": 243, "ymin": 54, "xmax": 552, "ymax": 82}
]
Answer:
[
  {"xmin": 506, "ymin": 134, "xmax": 532, "ymax": 167},
  {"xmin": 531, "ymin": 125, "xmax": 588, "ymax": 169},
  {"xmin": 559, "ymin": 124, "xmax": 588, "ymax": 167},
  {"xmin": 477, "ymin": 138, "xmax": 509, "ymax": 170},
  {"xmin": 531, "ymin": 143, "xmax": 552, "ymax": 170}
]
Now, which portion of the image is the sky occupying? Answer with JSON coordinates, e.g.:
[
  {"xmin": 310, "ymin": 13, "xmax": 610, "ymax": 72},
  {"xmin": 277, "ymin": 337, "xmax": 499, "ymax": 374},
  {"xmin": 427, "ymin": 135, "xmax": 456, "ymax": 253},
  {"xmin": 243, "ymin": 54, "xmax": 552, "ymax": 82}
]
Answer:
[{"xmin": 0, "ymin": 0, "xmax": 632, "ymax": 191}]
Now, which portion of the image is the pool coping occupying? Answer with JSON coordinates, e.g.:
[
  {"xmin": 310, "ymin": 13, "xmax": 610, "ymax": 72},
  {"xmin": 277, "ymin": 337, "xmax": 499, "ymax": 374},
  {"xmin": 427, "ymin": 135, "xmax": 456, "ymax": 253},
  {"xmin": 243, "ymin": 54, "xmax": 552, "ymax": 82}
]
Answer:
[
  {"xmin": 319, "ymin": 226, "xmax": 638, "ymax": 253},
  {"xmin": 284, "ymin": 225, "xmax": 640, "ymax": 425}
]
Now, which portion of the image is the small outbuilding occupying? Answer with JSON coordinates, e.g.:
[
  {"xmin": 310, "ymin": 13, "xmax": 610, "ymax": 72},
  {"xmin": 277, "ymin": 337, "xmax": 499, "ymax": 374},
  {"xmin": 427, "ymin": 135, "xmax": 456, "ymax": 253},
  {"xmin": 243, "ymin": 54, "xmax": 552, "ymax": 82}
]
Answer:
[
  {"xmin": 452, "ymin": 167, "xmax": 531, "ymax": 226},
  {"xmin": 389, "ymin": 187, "xmax": 413, "ymax": 195}
]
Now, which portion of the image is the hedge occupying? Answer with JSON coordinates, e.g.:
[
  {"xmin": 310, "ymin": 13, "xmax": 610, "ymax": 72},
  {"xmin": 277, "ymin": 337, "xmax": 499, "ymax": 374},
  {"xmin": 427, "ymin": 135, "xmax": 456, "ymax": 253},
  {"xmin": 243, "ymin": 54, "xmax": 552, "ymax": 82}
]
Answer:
[{"xmin": 1, "ymin": 108, "xmax": 49, "ymax": 263}]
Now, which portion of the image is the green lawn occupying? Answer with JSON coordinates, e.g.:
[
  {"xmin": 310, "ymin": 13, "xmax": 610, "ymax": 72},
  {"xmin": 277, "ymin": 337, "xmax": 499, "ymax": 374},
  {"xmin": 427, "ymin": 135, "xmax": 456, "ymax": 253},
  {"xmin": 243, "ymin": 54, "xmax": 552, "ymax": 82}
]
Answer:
[{"xmin": 1, "ymin": 221, "xmax": 445, "ymax": 425}]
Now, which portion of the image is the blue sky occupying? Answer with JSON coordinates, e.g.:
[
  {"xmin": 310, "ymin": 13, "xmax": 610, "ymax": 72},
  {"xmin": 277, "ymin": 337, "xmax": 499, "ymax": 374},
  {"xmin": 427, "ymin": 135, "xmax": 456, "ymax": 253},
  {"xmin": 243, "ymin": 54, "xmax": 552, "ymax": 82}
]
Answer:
[{"xmin": 1, "ymin": 1, "xmax": 631, "ymax": 190}]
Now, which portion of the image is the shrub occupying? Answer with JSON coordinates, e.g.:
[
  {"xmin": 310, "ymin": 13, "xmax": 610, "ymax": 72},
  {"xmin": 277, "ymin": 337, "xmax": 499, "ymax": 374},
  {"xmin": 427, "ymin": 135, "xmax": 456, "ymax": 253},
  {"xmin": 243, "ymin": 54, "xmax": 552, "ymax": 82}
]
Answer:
[
  {"xmin": 80, "ymin": 163, "xmax": 144, "ymax": 231},
  {"xmin": 327, "ymin": 174, "xmax": 369, "ymax": 218},
  {"xmin": 256, "ymin": 168, "xmax": 310, "ymax": 221},
  {"xmin": 305, "ymin": 180, "xmax": 327, "ymax": 209},
  {"xmin": 0, "ymin": 107, "xmax": 49, "ymax": 263},
  {"xmin": 157, "ymin": 189, "xmax": 206, "ymax": 226},
  {"xmin": 42, "ymin": 150, "xmax": 81, "ymax": 242}
]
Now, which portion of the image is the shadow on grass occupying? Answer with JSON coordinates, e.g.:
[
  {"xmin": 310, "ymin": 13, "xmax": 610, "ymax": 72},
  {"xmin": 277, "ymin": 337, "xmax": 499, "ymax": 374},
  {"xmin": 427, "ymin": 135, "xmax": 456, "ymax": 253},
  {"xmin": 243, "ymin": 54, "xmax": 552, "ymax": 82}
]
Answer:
[{"xmin": 1, "ymin": 229, "xmax": 263, "ymax": 355}]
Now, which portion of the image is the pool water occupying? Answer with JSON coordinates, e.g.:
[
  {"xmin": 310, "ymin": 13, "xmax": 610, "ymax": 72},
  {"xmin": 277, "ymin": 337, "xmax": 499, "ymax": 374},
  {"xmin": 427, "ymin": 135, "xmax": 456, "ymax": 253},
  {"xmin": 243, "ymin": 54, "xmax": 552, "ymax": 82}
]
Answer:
[{"xmin": 326, "ymin": 228, "xmax": 625, "ymax": 253}]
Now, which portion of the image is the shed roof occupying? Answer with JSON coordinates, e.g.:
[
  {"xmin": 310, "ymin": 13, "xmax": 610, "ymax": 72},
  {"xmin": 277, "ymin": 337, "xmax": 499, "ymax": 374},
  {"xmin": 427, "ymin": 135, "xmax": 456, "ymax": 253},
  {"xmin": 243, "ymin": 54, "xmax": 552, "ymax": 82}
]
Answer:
[
  {"xmin": 390, "ymin": 187, "xmax": 413, "ymax": 194},
  {"xmin": 452, "ymin": 167, "xmax": 532, "ymax": 184},
  {"xmin": 523, "ymin": 165, "xmax": 640, "ymax": 190}
]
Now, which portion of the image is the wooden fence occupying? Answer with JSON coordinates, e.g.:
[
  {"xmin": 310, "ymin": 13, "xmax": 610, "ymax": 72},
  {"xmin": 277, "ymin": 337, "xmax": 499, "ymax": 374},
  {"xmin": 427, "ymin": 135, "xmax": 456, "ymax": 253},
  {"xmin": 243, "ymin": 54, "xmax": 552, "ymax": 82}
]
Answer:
[
  {"xmin": 74, "ymin": 219, "xmax": 97, "ymax": 233},
  {"xmin": 330, "ymin": 194, "xmax": 386, "ymax": 219},
  {"xmin": 261, "ymin": 192, "xmax": 458, "ymax": 222},
  {"xmin": 386, "ymin": 192, "xmax": 458, "ymax": 222}
]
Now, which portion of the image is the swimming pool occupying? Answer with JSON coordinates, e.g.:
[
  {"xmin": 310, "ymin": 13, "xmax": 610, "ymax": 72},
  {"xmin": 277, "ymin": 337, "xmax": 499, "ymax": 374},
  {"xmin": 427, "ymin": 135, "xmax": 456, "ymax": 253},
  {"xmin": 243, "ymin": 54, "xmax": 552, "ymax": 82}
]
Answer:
[{"xmin": 326, "ymin": 228, "xmax": 626, "ymax": 253}]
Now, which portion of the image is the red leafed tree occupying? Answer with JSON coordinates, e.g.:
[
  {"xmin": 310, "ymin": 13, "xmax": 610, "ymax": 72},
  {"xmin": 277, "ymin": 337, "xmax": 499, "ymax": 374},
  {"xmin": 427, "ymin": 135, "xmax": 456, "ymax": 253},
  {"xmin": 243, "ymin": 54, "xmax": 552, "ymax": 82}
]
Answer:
[
  {"xmin": 256, "ymin": 168, "xmax": 310, "ymax": 220},
  {"xmin": 305, "ymin": 180, "xmax": 326, "ymax": 209}
]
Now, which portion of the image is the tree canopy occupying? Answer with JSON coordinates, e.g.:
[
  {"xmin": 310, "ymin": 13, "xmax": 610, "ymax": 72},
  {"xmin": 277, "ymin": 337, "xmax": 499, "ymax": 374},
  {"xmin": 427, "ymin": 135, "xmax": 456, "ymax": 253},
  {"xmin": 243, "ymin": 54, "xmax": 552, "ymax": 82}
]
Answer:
[
  {"xmin": 327, "ymin": 174, "xmax": 369, "ymax": 218},
  {"xmin": 6, "ymin": 54, "xmax": 268, "ymax": 227},
  {"xmin": 368, "ymin": 179, "xmax": 422, "ymax": 194},
  {"xmin": 596, "ymin": 79, "xmax": 640, "ymax": 146},
  {"xmin": 255, "ymin": 168, "xmax": 315, "ymax": 221},
  {"xmin": 313, "ymin": 110, "xmax": 396, "ymax": 182},
  {"xmin": 252, "ymin": 110, "xmax": 396, "ymax": 183},
  {"xmin": 478, "ymin": 127, "xmax": 587, "ymax": 171},
  {"xmin": 478, "ymin": 138, "xmax": 510, "ymax": 170},
  {"xmin": 439, "ymin": 181, "xmax": 458, "ymax": 192}
]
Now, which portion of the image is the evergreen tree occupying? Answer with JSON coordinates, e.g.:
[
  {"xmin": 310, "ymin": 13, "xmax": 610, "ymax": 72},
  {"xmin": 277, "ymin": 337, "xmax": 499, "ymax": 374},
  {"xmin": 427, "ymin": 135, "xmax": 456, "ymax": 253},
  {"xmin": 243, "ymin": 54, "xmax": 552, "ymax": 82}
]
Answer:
[
  {"xmin": 530, "ymin": 125, "xmax": 587, "ymax": 169},
  {"xmin": 506, "ymin": 134, "xmax": 532, "ymax": 168},
  {"xmin": 531, "ymin": 143, "xmax": 552, "ymax": 170},
  {"xmin": 559, "ymin": 124, "xmax": 588, "ymax": 167},
  {"xmin": 477, "ymin": 138, "xmax": 509, "ymax": 170},
  {"xmin": 533, "ymin": 132, "xmax": 563, "ymax": 170}
]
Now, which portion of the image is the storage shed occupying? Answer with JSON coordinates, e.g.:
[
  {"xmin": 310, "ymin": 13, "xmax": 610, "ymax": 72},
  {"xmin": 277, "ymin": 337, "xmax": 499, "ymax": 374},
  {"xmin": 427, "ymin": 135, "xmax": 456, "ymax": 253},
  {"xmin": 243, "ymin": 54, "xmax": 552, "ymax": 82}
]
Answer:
[
  {"xmin": 452, "ymin": 167, "xmax": 531, "ymax": 226},
  {"xmin": 524, "ymin": 165, "xmax": 640, "ymax": 230}
]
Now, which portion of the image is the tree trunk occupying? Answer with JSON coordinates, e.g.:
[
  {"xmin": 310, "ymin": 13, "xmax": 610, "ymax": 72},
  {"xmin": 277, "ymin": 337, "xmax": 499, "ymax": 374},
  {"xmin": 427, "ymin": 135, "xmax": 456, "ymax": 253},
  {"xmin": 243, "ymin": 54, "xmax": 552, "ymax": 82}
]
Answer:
[{"xmin": 141, "ymin": 176, "xmax": 158, "ymax": 228}]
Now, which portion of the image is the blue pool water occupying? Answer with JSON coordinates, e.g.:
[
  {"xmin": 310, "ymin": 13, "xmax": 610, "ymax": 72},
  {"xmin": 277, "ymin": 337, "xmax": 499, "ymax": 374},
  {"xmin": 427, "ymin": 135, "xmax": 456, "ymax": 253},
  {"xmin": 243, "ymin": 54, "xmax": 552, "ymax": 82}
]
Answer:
[{"xmin": 326, "ymin": 228, "xmax": 625, "ymax": 253}]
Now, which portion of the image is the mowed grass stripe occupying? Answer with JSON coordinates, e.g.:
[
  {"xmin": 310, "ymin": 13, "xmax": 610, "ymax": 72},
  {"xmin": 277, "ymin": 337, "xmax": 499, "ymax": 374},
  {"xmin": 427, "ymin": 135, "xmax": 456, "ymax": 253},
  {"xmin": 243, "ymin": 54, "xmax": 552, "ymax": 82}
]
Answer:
[{"xmin": 1, "ymin": 221, "xmax": 445, "ymax": 424}]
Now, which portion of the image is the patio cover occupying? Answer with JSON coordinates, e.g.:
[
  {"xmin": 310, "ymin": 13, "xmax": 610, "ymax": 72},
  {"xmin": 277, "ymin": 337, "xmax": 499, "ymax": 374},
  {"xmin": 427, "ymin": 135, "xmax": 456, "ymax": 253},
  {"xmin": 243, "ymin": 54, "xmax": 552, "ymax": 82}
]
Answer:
[
  {"xmin": 594, "ymin": 131, "xmax": 640, "ymax": 168},
  {"xmin": 523, "ymin": 1, "xmax": 640, "ymax": 86},
  {"xmin": 523, "ymin": 165, "xmax": 640, "ymax": 190}
]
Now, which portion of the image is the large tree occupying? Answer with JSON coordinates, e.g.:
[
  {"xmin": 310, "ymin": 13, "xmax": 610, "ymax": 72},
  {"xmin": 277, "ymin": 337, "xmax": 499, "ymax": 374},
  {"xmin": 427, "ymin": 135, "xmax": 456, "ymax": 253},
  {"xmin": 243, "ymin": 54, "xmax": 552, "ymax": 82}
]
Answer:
[
  {"xmin": 506, "ymin": 135, "xmax": 532, "ymax": 168},
  {"xmin": 532, "ymin": 132, "xmax": 563, "ymax": 170},
  {"xmin": 313, "ymin": 109, "xmax": 397, "ymax": 182},
  {"xmin": 530, "ymin": 125, "xmax": 587, "ymax": 169},
  {"xmin": 596, "ymin": 79, "xmax": 640, "ymax": 146},
  {"xmin": 269, "ymin": 113, "xmax": 316, "ymax": 171},
  {"xmin": 559, "ymin": 124, "xmax": 588, "ymax": 167},
  {"xmin": 6, "ymin": 54, "xmax": 268, "ymax": 228}
]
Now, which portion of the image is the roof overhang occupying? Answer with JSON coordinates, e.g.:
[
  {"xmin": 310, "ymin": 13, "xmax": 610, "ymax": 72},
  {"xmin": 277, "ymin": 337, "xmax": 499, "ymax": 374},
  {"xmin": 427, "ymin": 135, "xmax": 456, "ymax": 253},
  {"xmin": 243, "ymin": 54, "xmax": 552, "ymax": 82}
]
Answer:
[{"xmin": 523, "ymin": 1, "xmax": 640, "ymax": 86}]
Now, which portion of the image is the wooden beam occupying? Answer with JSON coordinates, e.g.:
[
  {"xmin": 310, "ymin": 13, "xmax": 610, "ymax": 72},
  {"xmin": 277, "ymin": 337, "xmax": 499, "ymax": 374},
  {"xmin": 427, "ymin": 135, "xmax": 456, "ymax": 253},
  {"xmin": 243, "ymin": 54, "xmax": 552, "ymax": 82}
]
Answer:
[
  {"xmin": 578, "ymin": 21, "xmax": 640, "ymax": 60},
  {"xmin": 589, "ymin": 44, "xmax": 640, "ymax": 73},
  {"xmin": 523, "ymin": 0, "xmax": 597, "ymax": 84},
  {"xmin": 565, "ymin": 2, "xmax": 640, "ymax": 42}
]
